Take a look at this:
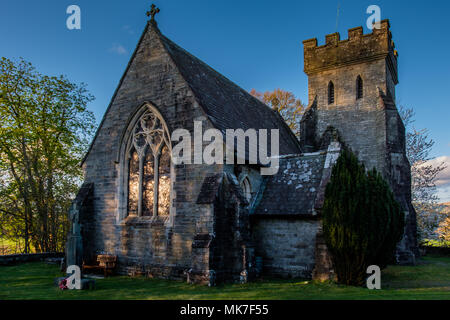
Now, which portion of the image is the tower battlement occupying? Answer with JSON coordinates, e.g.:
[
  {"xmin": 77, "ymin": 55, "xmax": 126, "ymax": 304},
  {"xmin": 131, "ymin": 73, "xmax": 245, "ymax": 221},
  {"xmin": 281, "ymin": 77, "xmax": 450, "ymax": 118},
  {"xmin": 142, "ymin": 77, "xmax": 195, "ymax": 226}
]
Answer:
[{"xmin": 303, "ymin": 19, "xmax": 398, "ymax": 84}]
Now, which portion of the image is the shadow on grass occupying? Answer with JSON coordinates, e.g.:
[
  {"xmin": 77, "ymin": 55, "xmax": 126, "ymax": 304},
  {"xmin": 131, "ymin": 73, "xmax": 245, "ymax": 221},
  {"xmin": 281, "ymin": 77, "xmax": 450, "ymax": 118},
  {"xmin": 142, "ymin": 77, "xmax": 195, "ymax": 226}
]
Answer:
[{"xmin": 0, "ymin": 255, "xmax": 449, "ymax": 300}]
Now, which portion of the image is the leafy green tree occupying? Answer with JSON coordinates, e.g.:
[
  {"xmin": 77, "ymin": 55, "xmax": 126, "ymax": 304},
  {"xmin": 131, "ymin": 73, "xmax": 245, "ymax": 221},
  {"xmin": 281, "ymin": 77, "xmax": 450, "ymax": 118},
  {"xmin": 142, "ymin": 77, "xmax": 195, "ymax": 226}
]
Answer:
[
  {"xmin": 322, "ymin": 149, "xmax": 404, "ymax": 286},
  {"xmin": 0, "ymin": 57, "xmax": 95, "ymax": 253}
]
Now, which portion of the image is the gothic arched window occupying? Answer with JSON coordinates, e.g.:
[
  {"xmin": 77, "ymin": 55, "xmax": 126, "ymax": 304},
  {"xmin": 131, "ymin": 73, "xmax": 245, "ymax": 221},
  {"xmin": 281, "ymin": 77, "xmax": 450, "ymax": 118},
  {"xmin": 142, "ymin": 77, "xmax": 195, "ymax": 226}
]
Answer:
[
  {"xmin": 356, "ymin": 75, "xmax": 363, "ymax": 100},
  {"xmin": 328, "ymin": 81, "xmax": 335, "ymax": 104},
  {"xmin": 126, "ymin": 107, "xmax": 171, "ymax": 217}
]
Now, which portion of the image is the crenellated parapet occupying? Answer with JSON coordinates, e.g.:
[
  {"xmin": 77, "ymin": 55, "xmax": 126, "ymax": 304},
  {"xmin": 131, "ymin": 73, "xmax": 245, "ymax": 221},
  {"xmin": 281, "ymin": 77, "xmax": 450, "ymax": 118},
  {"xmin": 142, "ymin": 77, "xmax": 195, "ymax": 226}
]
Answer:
[{"xmin": 303, "ymin": 19, "xmax": 398, "ymax": 84}]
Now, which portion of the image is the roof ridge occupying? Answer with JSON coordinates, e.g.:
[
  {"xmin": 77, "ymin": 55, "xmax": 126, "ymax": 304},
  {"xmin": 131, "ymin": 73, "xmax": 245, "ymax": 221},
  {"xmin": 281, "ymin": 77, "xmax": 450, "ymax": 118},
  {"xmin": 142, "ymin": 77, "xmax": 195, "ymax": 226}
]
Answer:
[
  {"xmin": 158, "ymin": 32, "xmax": 302, "ymax": 154},
  {"xmin": 159, "ymin": 33, "xmax": 277, "ymax": 113},
  {"xmin": 149, "ymin": 28, "xmax": 217, "ymax": 130}
]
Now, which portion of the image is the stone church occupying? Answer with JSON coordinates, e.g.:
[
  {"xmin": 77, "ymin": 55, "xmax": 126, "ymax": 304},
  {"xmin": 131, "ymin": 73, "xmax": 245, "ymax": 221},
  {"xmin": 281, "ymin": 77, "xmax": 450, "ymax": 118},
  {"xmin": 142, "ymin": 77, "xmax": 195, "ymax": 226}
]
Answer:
[{"xmin": 67, "ymin": 9, "xmax": 418, "ymax": 284}]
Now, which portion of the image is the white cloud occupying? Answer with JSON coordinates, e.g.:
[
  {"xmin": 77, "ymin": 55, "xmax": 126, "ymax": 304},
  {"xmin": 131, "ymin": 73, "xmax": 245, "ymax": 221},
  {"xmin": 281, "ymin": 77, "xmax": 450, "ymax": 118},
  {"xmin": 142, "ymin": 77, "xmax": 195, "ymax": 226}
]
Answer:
[
  {"xmin": 122, "ymin": 25, "xmax": 135, "ymax": 35},
  {"xmin": 437, "ymin": 185, "xmax": 450, "ymax": 203},
  {"xmin": 424, "ymin": 156, "xmax": 450, "ymax": 203},
  {"xmin": 109, "ymin": 43, "xmax": 127, "ymax": 55},
  {"xmin": 425, "ymin": 156, "xmax": 450, "ymax": 187}
]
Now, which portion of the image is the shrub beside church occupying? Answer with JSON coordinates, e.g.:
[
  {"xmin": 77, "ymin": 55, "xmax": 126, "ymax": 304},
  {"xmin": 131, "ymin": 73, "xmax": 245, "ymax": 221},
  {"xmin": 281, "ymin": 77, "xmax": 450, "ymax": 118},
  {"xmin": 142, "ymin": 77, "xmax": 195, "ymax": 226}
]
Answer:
[{"xmin": 322, "ymin": 149, "xmax": 405, "ymax": 285}]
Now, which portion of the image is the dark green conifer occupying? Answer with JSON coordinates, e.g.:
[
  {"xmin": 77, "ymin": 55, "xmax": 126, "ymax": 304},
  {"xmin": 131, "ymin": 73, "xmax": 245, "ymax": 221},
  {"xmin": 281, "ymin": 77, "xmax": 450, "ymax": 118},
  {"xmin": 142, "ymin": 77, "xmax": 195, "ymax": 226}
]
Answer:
[{"xmin": 322, "ymin": 149, "xmax": 404, "ymax": 286}]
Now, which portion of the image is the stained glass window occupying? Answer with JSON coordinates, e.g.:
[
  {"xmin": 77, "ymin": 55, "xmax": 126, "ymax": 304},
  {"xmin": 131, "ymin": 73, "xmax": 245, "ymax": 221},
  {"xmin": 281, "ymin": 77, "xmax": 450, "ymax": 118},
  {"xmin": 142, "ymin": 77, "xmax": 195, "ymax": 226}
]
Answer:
[{"xmin": 126, "ymin": 108, "xmax": 171, "ymax": 217}]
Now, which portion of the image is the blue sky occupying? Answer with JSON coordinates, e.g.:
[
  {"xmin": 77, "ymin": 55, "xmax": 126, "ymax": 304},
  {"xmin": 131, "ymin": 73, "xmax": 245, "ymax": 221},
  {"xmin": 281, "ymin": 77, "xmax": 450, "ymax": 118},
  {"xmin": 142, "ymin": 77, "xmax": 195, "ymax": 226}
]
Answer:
[{"xmin": 1, "ymin": 0, "xmax": 449, "ymax": 201}]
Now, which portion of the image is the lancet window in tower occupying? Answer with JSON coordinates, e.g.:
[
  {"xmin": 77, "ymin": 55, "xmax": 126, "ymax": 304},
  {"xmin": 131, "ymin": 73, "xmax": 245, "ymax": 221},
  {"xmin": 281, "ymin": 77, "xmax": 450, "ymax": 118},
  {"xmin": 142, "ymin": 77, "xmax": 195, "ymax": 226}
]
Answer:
[
  {"xmin": 328, "ymin": 81, "xmax": 335, "ymax": 104},
  {"xmin": 356, "ymin": 75, "xmax": 363, "ymax": 100}
]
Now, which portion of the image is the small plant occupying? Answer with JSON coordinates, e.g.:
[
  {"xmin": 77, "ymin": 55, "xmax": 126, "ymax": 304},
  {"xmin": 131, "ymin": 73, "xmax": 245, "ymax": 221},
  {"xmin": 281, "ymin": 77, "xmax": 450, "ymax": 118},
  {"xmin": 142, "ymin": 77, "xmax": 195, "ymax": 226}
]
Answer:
[{"xmin": 58, "ymin": 278, "xmax": 68, "ymax": 290}]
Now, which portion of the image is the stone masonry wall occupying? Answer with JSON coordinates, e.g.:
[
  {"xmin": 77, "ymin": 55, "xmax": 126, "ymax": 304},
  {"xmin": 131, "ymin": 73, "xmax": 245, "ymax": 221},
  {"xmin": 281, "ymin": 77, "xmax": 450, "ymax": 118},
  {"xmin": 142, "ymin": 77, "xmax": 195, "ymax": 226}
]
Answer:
[
  {"xmin": 253, "ymin": 219, "xmax": 320, "ymax": 279},
  {"xmin": 0, "ymin": 253, "xmax": 64, "ymax": 266}
]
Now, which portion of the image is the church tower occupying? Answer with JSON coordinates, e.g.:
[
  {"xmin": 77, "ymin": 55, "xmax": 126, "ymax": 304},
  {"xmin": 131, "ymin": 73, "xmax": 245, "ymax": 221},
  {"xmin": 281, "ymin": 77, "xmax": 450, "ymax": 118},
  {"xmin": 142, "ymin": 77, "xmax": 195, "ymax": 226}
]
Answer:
[{"xmin": 300, "ymin": 20, "xmax": 418, "ymax": 264}]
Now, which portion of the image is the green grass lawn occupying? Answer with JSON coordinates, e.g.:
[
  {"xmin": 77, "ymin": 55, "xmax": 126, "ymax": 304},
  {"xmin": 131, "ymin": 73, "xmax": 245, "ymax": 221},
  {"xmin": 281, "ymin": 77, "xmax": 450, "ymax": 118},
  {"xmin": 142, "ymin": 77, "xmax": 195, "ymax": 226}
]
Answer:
[{"xmin": 0, "ymin": 255, "xmax": 449, "ymax": 300}]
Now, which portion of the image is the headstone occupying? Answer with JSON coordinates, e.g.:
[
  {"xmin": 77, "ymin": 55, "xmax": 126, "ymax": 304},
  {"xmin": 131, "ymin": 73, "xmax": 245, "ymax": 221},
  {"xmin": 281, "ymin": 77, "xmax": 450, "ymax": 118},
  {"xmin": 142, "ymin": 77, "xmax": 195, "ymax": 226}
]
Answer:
[{"xmin": 65, "ymin": 203, "xmax": 83, "ymax": 268}]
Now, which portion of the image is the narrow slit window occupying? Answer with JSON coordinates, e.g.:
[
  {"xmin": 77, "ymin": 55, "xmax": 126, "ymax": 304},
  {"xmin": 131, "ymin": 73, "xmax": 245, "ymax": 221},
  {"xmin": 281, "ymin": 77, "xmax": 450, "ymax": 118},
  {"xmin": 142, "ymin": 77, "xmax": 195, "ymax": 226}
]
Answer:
[
  {"xmin": 328, "ymin": 81, "xmax": 335, "ymax": 104},
  {"xmin": 240, "ymin": 177, "xmax": 252, "ymax": 203},
  {"xmin": 356, "ymin": 76, "xmax": 363, "ymax": 100}
]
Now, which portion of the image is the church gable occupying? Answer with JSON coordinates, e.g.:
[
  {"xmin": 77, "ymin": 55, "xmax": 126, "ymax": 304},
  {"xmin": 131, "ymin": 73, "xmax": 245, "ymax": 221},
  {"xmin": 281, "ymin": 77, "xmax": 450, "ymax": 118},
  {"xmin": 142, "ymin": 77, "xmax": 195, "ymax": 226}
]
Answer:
[
  {"xmin": 78, "ymin": 20, "xmax": 216, "ymax": 270},
  {"xmin": 82, "ymin": 21, "xmax": 201, "ymax": 169},
  {"xmin": 84, "ymin": 21, "xmax": 301, "ymax": 169}
]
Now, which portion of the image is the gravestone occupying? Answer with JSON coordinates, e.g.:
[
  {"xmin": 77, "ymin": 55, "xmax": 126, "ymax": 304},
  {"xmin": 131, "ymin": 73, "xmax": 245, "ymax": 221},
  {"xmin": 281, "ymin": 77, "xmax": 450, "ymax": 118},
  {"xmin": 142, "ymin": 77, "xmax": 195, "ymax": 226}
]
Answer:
[{"xmin": 65, "ymin": 202, "xmax": 83, "ymax": 268}]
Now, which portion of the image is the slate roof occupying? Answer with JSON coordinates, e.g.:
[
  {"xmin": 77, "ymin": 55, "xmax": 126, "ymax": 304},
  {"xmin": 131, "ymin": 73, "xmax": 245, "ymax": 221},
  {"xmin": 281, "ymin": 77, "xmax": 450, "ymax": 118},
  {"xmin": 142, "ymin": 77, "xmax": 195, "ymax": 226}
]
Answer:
[
  {"xmin": 253, "ymin": 153, "xmax": 326, "ymax": 216},
  {"xmin": 158, "ymin": 28, "xmax": 302, "ymax": 157},
  {"xmin": 197, "ymin": 172, "xmax": 249, "ymax": 205}
]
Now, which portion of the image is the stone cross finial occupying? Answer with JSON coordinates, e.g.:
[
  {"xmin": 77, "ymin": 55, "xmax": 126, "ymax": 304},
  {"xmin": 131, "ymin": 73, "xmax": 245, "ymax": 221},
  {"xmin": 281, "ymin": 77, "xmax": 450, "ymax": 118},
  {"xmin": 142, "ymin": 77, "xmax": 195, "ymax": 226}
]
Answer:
[{"xmin": 146, "ymin": 4, "xmax": 160, "ymax": 22}]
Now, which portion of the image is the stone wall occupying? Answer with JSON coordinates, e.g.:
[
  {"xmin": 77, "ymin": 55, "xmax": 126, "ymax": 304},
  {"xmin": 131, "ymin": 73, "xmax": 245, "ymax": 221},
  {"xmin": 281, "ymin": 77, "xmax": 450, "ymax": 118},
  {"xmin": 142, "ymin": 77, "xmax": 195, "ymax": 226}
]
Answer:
[
  {"xmin": 307, "ymin": 59, "xmax": 389, "ymax": 114},
  {"xmin": 253, "ymin": 218, "xmax": 320, "ymax": 279},
  {"xmin": 0, "ymin": 253, "xmax": 64, "ymax": 266}
]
